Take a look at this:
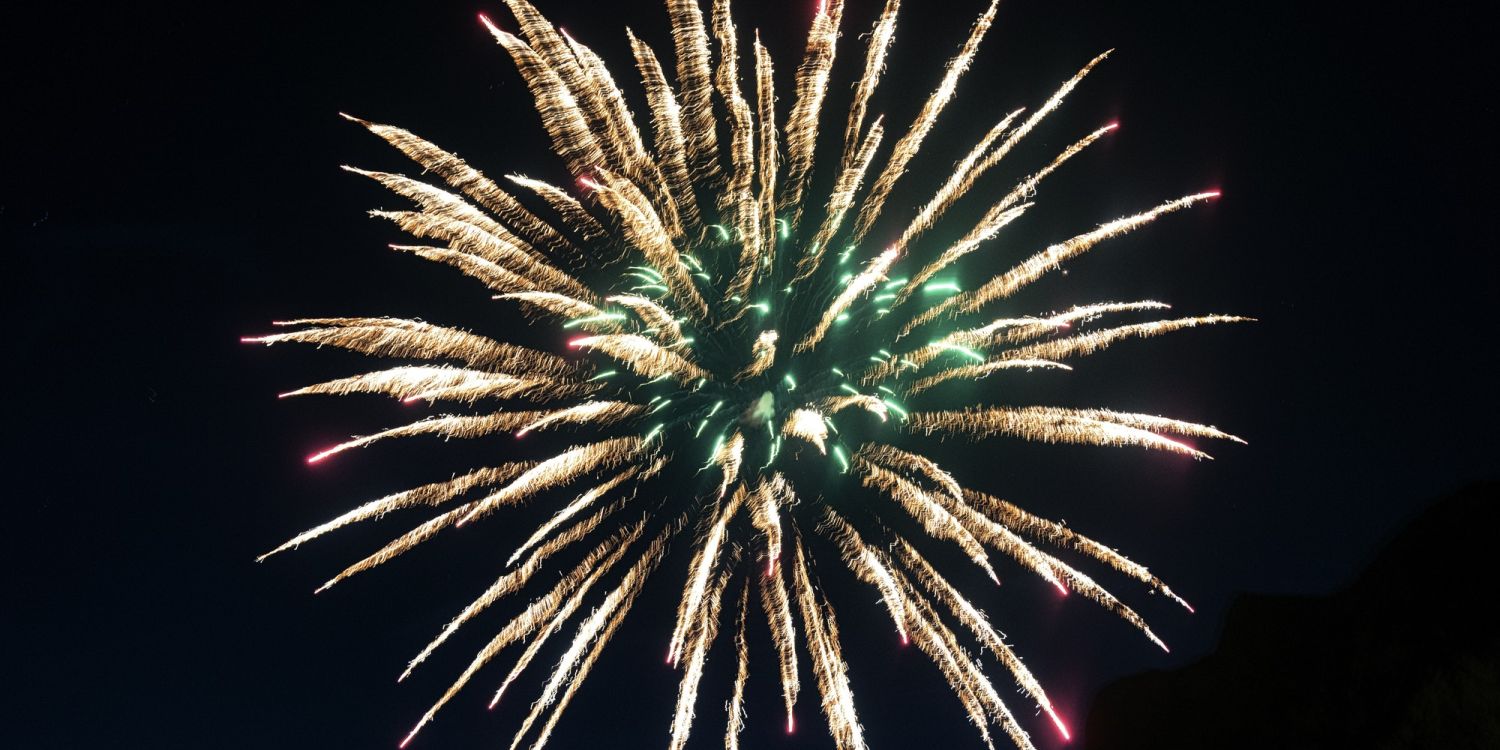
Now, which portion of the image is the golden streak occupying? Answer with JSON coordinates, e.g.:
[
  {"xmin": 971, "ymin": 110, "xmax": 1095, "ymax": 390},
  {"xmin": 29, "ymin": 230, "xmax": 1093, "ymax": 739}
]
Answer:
[
  {"xmin": 839, "ymin": 0, "xmax": 899, "ymax": 174},
  {"xmin": 506, "ymin": 173, "xmax": 609, "ymax": 244},
  {"xmin": 458, "ymin": 436, "xmax": 644, "ymax": 526},
  {"xmin": 754, "ymin": 35, "xmax": 779, "ymax": 267},
  {"xmin": 245, "ymin": 317, "xmax": 573, "ymax": 376},
  {"xmin": 888, "ymin": 109, "xmax": 1021, "ymax": 257},
  {"xmin": 725, "ymin": 583, "xmax": 751, "ymax": 750},
  {"xmin": 712, "ymin": 0, "xmax": 764, "ymax": 302},
  {"xmin": 304, "ymin": 412, "xmax": 549, "ymax": 464},
  {"xmin": 668, "ymin": 486, "xmax": 744, "ymax": 665},
  {"xmin": 906, "ymin": 406, "xmax": 1240, "ymax": 459},
  {"xmin": 504, "ymin": 522, "xmax": 675, "ymax": 750},
  {"xmin": 339, "ymin": 113, "xmax": 573, "ymax": 256},
  {"xmin": 779, "ymin": 0, "xmax": 845, "ymax": 223},
  {"xmin": 819, "ymin": 394, "xmax": 889, "ymax": 421},
  {"xmin": 374, "ymin": 210, "xmax": 594, "ymax": 302},
  {"xmin": 587, "ymin": 168, "xmax": 709, "ymax": 316},
  {"xmin": 797, "ymin": 116, "xmax": 885, "ymax": 281},
  {"xmin": 855, "ymin": 459, "xmax": 1000, "ymax": 583},
  {"xmin": 507, "ymin": 462, "xmax": 642, "ymax": 564},
  {"xmin": 607, "ymin": 293, "xmax": 685, "ymax": 345},
  {"xmin": 628, "ymin": 31, "xmax": 706, "ymax": 233},
  {"xmin": 514, "ymin": 401, "xmax": 646, "ymax": 437},
  {"xmin": 856, "ymin": 443, "xmax": 962, "ymax": 502},
  {"xmin": 905, "ymin": 192, "xmax": 1219, "ymax": 334},
  {"xmin": 759, "ymin": 558, "xmax": 801, "ymax": 732},
  {"xmin": 667, "ymin": 552, "xmax": 737, "ymax": 750},
  {"xmin": 282, "ymin": 365, "xmax": 569, "ymax": 404},
  {"xmin": 568, "ymin": 333, "xmax": 710, "ymax": 382},
  {"xmin": 402, "ymin": 505, "xmax": 628, "ymax": 681},
  {"xmin": 849, "ymin": 0, "xmax": 999, "ymax": 247},
  {"xmin": 740, "ymin": 329, "xmax": 779, "ymax": 380},
  {"xmin": 482, "ymin": 17, "xmax": 605, "ymax": 176},
  {"xmin": 665, "ymin": 0, "xmax": 721, "ymax": 180},
  {"xmin": 963, "ymin": 488, "xmax": 1193, "ymax": 610},
  {"xmin": 782, "ymin": 408, "xmax": 829, "ymax": 454},
  {"xmin": 397, "ymin": 520, "xmax": 647, "ymax": 748},
  {"xmin": 895, "ymin": 538, "xmax": 1063, "ymax": 742},
  {"xmin": 908, "ymin": 358, "xmax": 1072, "ymax": 396},
  {"xmin": 751, "ymin": 473, "xmax": 790, "ymax": 572},
  {"xmin": 258, "ymin": 463, "xmax": 534, "ymax": 563},
  {"xmin": 1004, "ymin": 315, "xmax": 1253, "ymax": 362},
  {"xmin": 796, "ymin": 248, "xmax": 898, "ymax": 353},
  {"xmin": 792, "ymin": 538, "xmax": 867, "ymax": 750}
]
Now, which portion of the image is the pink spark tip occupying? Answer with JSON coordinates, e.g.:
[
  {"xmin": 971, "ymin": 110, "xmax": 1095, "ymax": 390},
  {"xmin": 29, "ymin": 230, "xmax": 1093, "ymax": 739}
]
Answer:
[
  {"xmin": 1204, "ymin": 189, "xmax": 1222, "ymax": 198},
  {"xmin": 1105, "ymin": 121, "xmax": 1119, "ymax": 131},
  {"xmin": 787, "ymin": 716, "xmax": 796, "ymax": 734},
  {"xmin": 306, "ymin": 451, "xmax": 330, "ymax": 464},
  {"xmin": 1047, "ymin": 709, "xmax": 1072, "ymax": 741},
  {"xmin": 240, "ymin": 336, "xmax": 261, "ymax": 343}
]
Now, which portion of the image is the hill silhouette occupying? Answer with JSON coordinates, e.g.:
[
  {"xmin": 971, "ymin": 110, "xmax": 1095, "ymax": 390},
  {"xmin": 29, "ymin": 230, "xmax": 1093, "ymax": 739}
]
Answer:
[{"xmin": 1085, "ymin": 482, "xmax": 1500, "ymax": 749}]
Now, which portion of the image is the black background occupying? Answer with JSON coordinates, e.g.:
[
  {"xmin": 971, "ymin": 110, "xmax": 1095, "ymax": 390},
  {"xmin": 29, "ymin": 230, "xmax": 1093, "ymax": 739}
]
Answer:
[{"xmin": 4, "ymin": 1, "xmax": 1495, "ymax": 747}]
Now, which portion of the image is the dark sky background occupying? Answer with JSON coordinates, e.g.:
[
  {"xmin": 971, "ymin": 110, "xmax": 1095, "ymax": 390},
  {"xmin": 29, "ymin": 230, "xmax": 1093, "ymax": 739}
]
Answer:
[{"xmin": 4, "ymin": 1, "xmax": 1495, "ymax": 748}]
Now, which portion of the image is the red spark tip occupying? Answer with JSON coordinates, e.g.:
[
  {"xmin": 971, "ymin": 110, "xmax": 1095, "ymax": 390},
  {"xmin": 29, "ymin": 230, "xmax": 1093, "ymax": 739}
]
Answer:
[
  {"xmin": 398, "ymin": 736, "xmax": 412, "ymax": 749},
  {"xmin": 240, "ymin": 336, "xmax": 260, "ymax": 343},
  {"xmin": 1204, "ymin": 189, "xmax": 1222, "ymax": 198},
  {"xmin": 1105, "ymin": 121, "xmax": 1120, "ymax": 131},
  {"xmin": 787, "ymin": 716, "xmax": 796, "ymax": 734},
  {"xmin": 306, "ymin": 454, "xmax": 325, "ymax": 464}
]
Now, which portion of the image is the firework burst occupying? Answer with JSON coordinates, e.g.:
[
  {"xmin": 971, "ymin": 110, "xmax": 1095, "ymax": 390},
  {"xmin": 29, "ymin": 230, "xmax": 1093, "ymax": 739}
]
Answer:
[{"xmin": 248, "ymin": 1, "xmax": 1247, "ymax": 748}]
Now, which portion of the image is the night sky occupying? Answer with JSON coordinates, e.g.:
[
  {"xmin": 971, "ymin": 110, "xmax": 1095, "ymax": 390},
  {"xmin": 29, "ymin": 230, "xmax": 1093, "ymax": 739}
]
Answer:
[{"xmin": 4, "ymin": 1, "xmax": 1495, "ymax": 748}]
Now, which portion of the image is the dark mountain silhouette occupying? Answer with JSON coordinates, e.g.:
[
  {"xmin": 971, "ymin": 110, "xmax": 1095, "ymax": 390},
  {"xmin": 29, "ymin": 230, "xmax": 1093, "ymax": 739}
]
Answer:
[{"xmin": 1085, "ymin": 482, "xmax": 1500, "ymax": 749}]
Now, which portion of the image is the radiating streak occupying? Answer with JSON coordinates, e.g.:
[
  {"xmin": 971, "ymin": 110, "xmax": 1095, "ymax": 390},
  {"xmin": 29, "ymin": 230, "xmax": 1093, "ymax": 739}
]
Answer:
[
  {"xmin": 494, "ymin": 290, "xmax": 609, "ymax": 327},
  {"xmin": 667, "ymin": 552, "xmax": 737, "ymax": 750},
  {"xmin": 1004, "ymin": 315, "xmax": 1252, "ymax": 362},
  {"xmin": 712, "ymin": 0, "xmax": 764, "ymax": 302},
  {"xmin": 944, "ymin": 301, "xmax": 1174, "ymax": 352},
  {"xmin": 792, "ymin": 538, "xmax": 867, "ymax": 750},
  {"xmin": 482, "ymin": 17, "xmax": 606, "ymax": 176},
  {"xmin": 754, "ymin": 35, "xmax": 779, "ymax": 266},
  {"xmin": 586, "ymin": 169, "xmax": 709, "ymax": 316},
  {"xmin": 798, "ymin": 116, "xmax": 885, "ymax": 281},
  {"xmin": 856, "ymin": 443, "xmax": 962, "ymax": 502},
  {"xmin": 888, "ymin": 109, "xmax": 1021, "ymax": 258},
  {"xmin": 514, "ymin": 401, "xmax": 644, "ymax": 437},
  {"xmin": 904, "ymin": 192, "xmax": 1219, "ymax": 334},
  {"xmin": 779, "ymin": 0, "xmax": 845, "ymax": 223},
  {"xmin": 908, "ymin": 358, "xmax": 1071, "ymax": 395},
  {"xmin": 839, "ymin": 0, "xmax": 899, "ymax": 175},
  {"xmin": 244, "ymin": 317, "xmax": 574, "ymax": 376},
  {"xmin": 568, "ymin": 333, "xmax": 710, "ymax": 381},
  {"xmin": 908, "ymin": 50, "xmax": 1115, "ymax": 259},
  {"xmin": 740, "ymin": 330, "xmax": 779, "ymax": 380},
  {"xmin": 505, "ymin": 465, "xmax": 644, "ymax": 566},
  {"xmin": 627, "ymin": 31, "xmax": 705, "ymax": 233},
  {"xmin": 796, "ymin": 248, "xmax": 898, "ymax": 353},
  {"xmin": 849, "ymin": 0, "xmax": 999, "ymax": 247},
  {"xmin": 906, "ymin": 406, "xmax": 1235, "ymax": 458},
  {"xmin": 607, "ymin": 293, "xmax": 686, "ymax": 345},
  {"xmin": 751, "ymin": 473, "xmax": 790, "ymax": 572},
  {"xmin": 339, "ymin": 113, "xmax": 573, "ymax": 256},
  {"xmin": 319, "ymin": 503, "xmax": 475, "ymax": 594},
  {"xmin": 896, "ymin": 203, "xmax": 1031, "ymax": 303},
  {"xmin": 389, "ymin": 243, "xmax": 539, "ymax": 297},
  {"xmin": 282, "ymin": 365, "xmax": 564, "ymax": 404},
  {"xmin": 307, "ymin": 411, "xmax": 549, "ymax": 463},
  {"xmin": 402, "ymin": 505, "xmax": 628, "ymax": 681},
  {"xmin": 725, "ymin": 583, "xmax": 751, "ymax": 750},
  {"xmin": 819, "ymin": 394, "xmax": 889, "ymax": 421},
  {"xmin": 820, "ymin": 512, "xmax": 1008, "ymax": 748},
  {"xmin": 759, "ymin": 558, "xmax": 801, "ymax": 732},
  {"xmin": 373, "ymin": 210, "xmax": 594, "ymax": 301},
  {"xmin": 895, "ymin": 539, "xmax": 1068, "ymax": 741},
  {"xmin": 397, "ymin": 520, "xmax": 645, "ymax": 748},
  {"xmin": 506, "ymin": 173, "xmax": 608, "ymax": 244},
  {"xmin": 457, "ymin": 436, "xmax": 644, "ymax": 526},
  {"xmin": 666, "ymin": 0, "xmax": 721, "ymax": 178},
  {"xmin": 962, "ymin": 488, "xmax": 1193, "ymax": 610},
  {"xmin": 258, "ymin": 463, "xmax": 534, "ymax": 562},
  {"xmin": 668, "ymin": 486, "xmax": 744, "ymax": 665},
  {"xmin": 782, "ymin": 408, "xmax": 829, "ymax": 454},
  {"xmin": 523, "ymin": 532, "xmax": 664, "ymax": 750},
  {"xmin": 855, "ymin": 460, "xmax": 1001, "ymax": 583}
]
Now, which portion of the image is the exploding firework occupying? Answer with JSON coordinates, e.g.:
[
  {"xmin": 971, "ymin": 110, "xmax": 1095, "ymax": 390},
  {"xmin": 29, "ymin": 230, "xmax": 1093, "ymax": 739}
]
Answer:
[{"xmin": 248, "ymin": 1, "xmax": 1246, "ymax": 748}]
